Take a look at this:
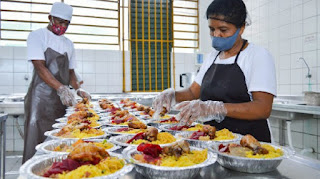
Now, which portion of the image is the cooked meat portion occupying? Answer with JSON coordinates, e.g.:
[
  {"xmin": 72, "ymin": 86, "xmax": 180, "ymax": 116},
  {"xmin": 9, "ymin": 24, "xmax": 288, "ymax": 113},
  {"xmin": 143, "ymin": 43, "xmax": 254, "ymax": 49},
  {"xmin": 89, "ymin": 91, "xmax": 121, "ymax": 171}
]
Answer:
[
  {"xmin": 162, "ymin": 140, "xmax": 190, "ymax": 159},
  {"xmin": 145, "ymin": 127, "xmax": 158, "ymax": 141},
  {"xmin": 240, "ymin": 134, "xmax": 268, "ymax": 155},
  {"xmin": 128, "ymin": 121, "xmax": 147, "ymax": 129},
  {"xmin": 202, "ymin": 125, "xmax": 216, "ymax": 139},
  {"xmin": 68, "ymin": 143, "xmax": 110, "ymax": 163}
]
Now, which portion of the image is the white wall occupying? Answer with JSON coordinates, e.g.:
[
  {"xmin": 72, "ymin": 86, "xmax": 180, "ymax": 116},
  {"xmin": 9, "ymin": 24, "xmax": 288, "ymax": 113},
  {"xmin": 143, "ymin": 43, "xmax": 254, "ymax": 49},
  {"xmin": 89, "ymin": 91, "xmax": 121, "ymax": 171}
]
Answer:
[
  {"xmin": 243, "ymin": 0, "xmax": 320, "ymax": 95},
  {"xmin": 0, "ymin": 46, "xmax": 123, "ymax": 94},
  {"xmin": 199, "ymin": 0, "xmax": 213, "ymax": 54}
]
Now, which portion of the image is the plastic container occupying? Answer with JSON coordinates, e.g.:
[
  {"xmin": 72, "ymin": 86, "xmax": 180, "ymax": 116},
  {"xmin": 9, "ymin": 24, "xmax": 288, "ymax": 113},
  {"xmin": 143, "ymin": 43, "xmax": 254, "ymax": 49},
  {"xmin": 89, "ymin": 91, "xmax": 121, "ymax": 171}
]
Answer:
[{"xmin": 303, "ymin": 91, "xmax": 320, "ymax": 106}]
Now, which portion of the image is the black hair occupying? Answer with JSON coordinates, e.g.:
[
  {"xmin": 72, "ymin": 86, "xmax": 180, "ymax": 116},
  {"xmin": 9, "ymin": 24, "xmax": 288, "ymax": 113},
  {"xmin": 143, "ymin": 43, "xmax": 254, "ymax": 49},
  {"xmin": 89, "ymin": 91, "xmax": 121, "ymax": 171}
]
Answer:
[{"xmin": 206, "ymin": 0, "xmax": 248, "ymax": 28}]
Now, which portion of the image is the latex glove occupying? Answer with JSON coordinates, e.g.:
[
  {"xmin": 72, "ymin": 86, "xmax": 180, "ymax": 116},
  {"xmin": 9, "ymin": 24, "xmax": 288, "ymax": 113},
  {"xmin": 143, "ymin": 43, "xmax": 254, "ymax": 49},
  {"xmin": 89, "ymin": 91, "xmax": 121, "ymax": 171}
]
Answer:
[
  {"xmin": 152, "ymin": 88, "xmax": 176, "ymax": 118},
  {"xmin": 57, "ymin": 85, "xmax": 77, "ymax": 106},
  {"xmin": 176, "ymin": 99, "xmax": 227, "ymax": 125},
  {"xmin": 76, "ymin": 88, "xmax": 91, "ymax": 101}
]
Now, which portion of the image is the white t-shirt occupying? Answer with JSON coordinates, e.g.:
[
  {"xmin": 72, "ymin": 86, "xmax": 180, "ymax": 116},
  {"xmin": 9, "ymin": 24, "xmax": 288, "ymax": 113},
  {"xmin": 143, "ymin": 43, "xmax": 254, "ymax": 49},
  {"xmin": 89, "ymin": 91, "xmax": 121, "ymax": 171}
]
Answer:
[
  {"xmin": 195, "ymin": 43, "xmax": 277, "ymax": 99},
  {"xmin": 27, "ymin": 28, "xmax": 76, "ymax": 69}
]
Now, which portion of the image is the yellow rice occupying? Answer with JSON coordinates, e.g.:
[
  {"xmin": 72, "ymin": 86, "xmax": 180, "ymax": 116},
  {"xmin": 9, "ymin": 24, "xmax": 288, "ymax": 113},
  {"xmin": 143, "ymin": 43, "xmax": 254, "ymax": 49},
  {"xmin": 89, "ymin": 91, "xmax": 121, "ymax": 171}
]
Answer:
[
  {"xmin": 119, "ymin": 129, "xmax": 146, "ymax": 134},
  {"xmin": 160, "ymin": 149, "xmax": 208, "ymax": 167},
  {"xmin": 131, "ymin": 132, "xmax": 176, "ymax": 145},
  {"xmin": 93, "ymin": 140, "xmax": 114, "ymax": 150},
  {"xmin": 58, "ymin": 157, "xmax": 125, "ymax": 179},
  {"xmin": 70, "ymin": 128, "xmax": 104, "ymax": 138},
  {"xmin": 246, "ymin": 144, "xmax": 284, "ymax": 159},
  {"xmin": 213, "ymin": 128, "xmax": 235, "ymax": 141},
  {"xmin": 160, "ymin": 115, "xmax": 171, "ymax": 119},
  {"xmin": 54, "ymin": 140, "xmax": 113, "ymax": 152},
  {"xmin": 185, "ymin": 124, "xmax": 203, "ymax": 131}
]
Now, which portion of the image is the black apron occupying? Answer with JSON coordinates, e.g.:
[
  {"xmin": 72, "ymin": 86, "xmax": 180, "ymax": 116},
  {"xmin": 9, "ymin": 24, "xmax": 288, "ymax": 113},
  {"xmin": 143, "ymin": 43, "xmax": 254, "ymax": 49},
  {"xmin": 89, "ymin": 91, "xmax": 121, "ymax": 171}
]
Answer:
[
  {"xmin": 200, "ymin": 40, "xmax": 271, "ymax": 142},
  {"xmin": 23, "ymin": 48, "xmax": 70, "ymax": 163}
]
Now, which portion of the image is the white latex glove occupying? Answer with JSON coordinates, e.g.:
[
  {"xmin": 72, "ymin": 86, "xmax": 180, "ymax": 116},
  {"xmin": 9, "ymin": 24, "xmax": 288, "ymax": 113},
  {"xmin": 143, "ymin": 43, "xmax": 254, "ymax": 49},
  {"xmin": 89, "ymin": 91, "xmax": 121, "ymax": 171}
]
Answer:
[
  {"xmin": 76, "ymin": 88, "xmax": 91, "ymax": 101},
  {"xmin": 176, "ymin": 99, "xmax": 227, "ymax": 125},
  {"xmin": 152, "ymin": 88, "xmax": 176, "ymax": 118},
  {"xmin": 57, "ymin": 85, "xmax": 76, "ymax": 106}
]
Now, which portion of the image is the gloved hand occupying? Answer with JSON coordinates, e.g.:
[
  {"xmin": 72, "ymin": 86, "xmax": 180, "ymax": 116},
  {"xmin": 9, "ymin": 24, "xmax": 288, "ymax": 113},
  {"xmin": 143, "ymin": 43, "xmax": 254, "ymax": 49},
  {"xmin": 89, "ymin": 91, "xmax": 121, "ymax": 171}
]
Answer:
[
  {"xmin": 76, "ymin": 88, "xmax": 91, "ymax": 101},
  {"xmin": 176, "ymin": 99, "xmax": 227, "ymax": 125},
  {"xmin": 57, "ymin": 85, "xmax": 77, "ymax": 106},
  {"xmin": 152, "ymin": 88, "xmax": 176, "ymax": 118}
]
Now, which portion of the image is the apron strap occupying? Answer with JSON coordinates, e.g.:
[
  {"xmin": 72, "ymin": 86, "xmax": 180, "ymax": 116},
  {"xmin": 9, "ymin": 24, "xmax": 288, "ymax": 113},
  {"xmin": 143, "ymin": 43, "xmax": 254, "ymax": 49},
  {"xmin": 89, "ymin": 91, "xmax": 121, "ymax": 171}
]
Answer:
[
  {"xmin": 234, "ymin": 39, "xmax": 248, "ymax": 63},
  {"xmin": 213, "ymin": 39, "xmax": 248, "ymax": 64}
]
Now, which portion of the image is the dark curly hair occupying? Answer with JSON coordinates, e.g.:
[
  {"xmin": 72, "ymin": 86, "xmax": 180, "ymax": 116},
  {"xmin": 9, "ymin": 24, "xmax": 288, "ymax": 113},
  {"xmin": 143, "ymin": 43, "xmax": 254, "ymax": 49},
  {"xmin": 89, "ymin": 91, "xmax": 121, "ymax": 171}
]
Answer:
[{"xmin": 206, "ymin": 0, "xmax": 248, "ymax": 28}]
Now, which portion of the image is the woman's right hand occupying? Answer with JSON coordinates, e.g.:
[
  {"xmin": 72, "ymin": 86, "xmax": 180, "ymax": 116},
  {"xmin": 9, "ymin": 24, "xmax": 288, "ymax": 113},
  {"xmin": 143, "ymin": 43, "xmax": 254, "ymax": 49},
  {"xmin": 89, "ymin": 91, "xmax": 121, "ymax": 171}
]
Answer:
[{"xmin": 152, "ymin": 88, "xmax": 176, "ymax": 117}]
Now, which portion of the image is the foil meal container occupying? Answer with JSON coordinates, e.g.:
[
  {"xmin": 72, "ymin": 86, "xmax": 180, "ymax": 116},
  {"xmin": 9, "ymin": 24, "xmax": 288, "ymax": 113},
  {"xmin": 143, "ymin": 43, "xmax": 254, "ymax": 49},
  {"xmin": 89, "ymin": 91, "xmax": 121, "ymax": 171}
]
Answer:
[
  {"xmin": 55, "ymin": 117, "xmax": 67, "ymax": 123},
  {"xmin": 209, "ymin": 142, "xmax": 295, "ymax": 173},
  {"xmin": 44, "ymin": 128, "xmax": 109, "ymax": 140},
  {"xmin": 103, "ymin": 119, "xmax": 147, "ymax": 127},
  {"xmin": 64, "ymin": 110, "xmax": 102, "ymax": 117},
  {"xmin": 104, "ymin": 127, "xmax": 143, "ymax": 136},
  {"xmin": 122, "ymin": 146, "xmax": 217, "ymax": 179},
  {"xmin": 131, "ymin": 111, "xmax": 145, "ymax": 116},
  {"xmin": 19, "ymin": 152, "xmax": 133, "ymax": 179},
  {"xmin": 121, "ymin": 107, "xmax": 136, "ymax": 112},
  {"xmin": 36, "ymin": 139, "xmax": 121, "ymax": 155},
  {"xmin": 109, "ymin": 134, "xmax": 180, "ymax": 148},
  {"xmin": 147, "ymin": 120, "xmax": 179, "ymax": 128},
  {"xmin": 175, "ymin": 132, "xmax": 241, "ymax": 149},
  {"xmin": 52, "ymin": 122, "xmax": 102, "ymax": 129},
  {"xmin": 159, "ymin": 124, "xmax": 200, "ymax": 135}
]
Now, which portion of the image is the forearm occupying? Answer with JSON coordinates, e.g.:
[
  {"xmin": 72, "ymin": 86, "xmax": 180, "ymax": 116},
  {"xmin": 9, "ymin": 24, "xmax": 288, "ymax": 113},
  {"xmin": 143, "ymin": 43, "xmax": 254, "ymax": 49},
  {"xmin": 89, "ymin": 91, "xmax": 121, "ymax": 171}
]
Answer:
[
  {"xmin": 175, "ymin": 89, "xmax": 198, "ymax": 103},
  {"xmin": 175, "ymin": 82, "xmax": 201, "ymax": 103},
  {"xmin": 69, "ymin": 69, "xmax": 80, "ymax": 90},
  {"xmin": 224, "ymin": 100, "xmax": 273, "ymax": 120},
  {"xmin": 34, "ymin": 64, "xmax": 62, "ymax": 90}
]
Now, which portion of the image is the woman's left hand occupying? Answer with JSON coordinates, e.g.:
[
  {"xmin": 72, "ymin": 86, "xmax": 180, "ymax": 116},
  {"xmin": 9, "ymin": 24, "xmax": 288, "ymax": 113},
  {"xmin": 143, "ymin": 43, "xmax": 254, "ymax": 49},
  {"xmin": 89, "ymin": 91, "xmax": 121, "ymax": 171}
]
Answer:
[{"xmin": 176, "ymin": 99, "xmax": 227, "ymax": 125}]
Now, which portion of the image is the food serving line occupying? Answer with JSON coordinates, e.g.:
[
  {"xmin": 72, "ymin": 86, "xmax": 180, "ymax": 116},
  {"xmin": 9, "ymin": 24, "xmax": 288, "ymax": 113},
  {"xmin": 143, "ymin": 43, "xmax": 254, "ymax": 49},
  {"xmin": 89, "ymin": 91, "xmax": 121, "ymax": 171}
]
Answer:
[{"xmin": 17, "ymin": 94, "xmax": 320, "ymax": 179}]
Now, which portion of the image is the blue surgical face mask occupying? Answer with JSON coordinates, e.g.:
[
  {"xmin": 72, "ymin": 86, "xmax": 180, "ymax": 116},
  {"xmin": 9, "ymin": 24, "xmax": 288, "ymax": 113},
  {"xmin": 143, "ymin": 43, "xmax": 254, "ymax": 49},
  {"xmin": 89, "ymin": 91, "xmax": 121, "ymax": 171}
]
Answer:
[{"xmin": 211, "ymin": 28, "xmax": 240, "ymax": 51}]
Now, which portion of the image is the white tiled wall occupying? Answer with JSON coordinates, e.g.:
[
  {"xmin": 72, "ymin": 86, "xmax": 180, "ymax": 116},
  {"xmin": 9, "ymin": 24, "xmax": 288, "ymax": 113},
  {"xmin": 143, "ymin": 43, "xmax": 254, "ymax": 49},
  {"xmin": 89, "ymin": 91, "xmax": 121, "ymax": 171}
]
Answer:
[
  {"xmin": 0, "ymin": 46, "xmax": 124, "ymax": 94},
  {"xmin": 243, "ymin": 0, "xmax": 320, "ymax": 95}
]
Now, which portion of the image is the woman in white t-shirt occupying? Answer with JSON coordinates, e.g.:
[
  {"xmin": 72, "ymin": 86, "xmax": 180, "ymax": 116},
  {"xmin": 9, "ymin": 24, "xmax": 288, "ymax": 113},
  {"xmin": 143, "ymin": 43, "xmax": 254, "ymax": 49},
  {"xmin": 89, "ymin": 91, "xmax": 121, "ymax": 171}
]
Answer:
[{"xmin": 153, "ymin": 0, "xmax": 276, "ymax": 142}]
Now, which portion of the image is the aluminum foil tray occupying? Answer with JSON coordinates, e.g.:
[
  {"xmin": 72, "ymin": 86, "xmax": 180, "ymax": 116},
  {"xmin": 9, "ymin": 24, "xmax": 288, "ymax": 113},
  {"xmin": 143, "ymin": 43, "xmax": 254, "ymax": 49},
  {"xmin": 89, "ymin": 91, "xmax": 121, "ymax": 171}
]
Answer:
[
  {"xmin": 121, "ymin": 106, "xmax": 136, "ymax": 112},
  {"xmin": 159, "ymin": 124, "xmax": 200, "ymax": 135},
  {"xmin": 104, "ymin": 127, "xmax": 144, "ymax": 136},
  {"xmin": 147, "ymin": 120, "xmax": 179, "ymax": 128},
  {"xmin": 36, "ymin": 139, "xmax": 120, "ymax": 155},
  {"xmin": 109, "ymin": 134, "xmax": 180, "ymax": 148},
  {"xmin": 103, "ymin": 119, "xmax": 146, "ymax": 127},
  {"xmin": 52, "ymin": 122, "xmax": 102, "ymax": 129},
  {"xmin": 122, "ymin": 146, "xmax": 217, "ymax": 179},
  {"xmin": 175, "ymin": 132, "xmax": 241, "ymax": 149},
  {"xmin": 44, "ymin": 128, "xmax": 109, "ymax": 140},
  {"xmin": 19, "ymin": 153, "xmax": 133, "ymax": 179},
  {"xmin": 130, "ymin": 111, "xmax": 146, "ymax": 116},
  {"xmin": 210, "ymin": 142, "xmax": 295, "ymax": 173},
  {"xmin": 55, "ymin": 117, "xmax": 67, "ymax": 123},
  {"xmin": 64, "ymin": 110, "xmax": 102, "ymax": 117}
]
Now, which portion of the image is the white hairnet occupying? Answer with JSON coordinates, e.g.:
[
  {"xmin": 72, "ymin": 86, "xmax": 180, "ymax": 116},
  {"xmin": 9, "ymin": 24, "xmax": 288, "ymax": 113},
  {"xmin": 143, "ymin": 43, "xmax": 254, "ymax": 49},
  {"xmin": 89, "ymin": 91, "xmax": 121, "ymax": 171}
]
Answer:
[{"xmin": 50, "ymin": 2, "xmax": 73, "ymax": 21}]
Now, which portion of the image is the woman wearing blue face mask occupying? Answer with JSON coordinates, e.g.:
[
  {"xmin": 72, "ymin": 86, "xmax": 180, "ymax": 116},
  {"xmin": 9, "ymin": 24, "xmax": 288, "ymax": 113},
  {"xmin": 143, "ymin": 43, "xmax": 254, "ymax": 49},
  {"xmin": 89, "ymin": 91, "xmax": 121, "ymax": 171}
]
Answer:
[{"xmin": 153, "ymin": 0, "xmax": 276, "ymax": 142}]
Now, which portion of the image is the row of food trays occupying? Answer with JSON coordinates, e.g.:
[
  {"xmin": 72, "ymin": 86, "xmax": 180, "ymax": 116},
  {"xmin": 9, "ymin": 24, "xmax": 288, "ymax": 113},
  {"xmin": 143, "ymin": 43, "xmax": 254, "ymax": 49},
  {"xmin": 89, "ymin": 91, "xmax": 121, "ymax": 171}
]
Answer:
[{"xmin": 20, "ymin": 98, "xmax": 295, "ymax": 179}]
